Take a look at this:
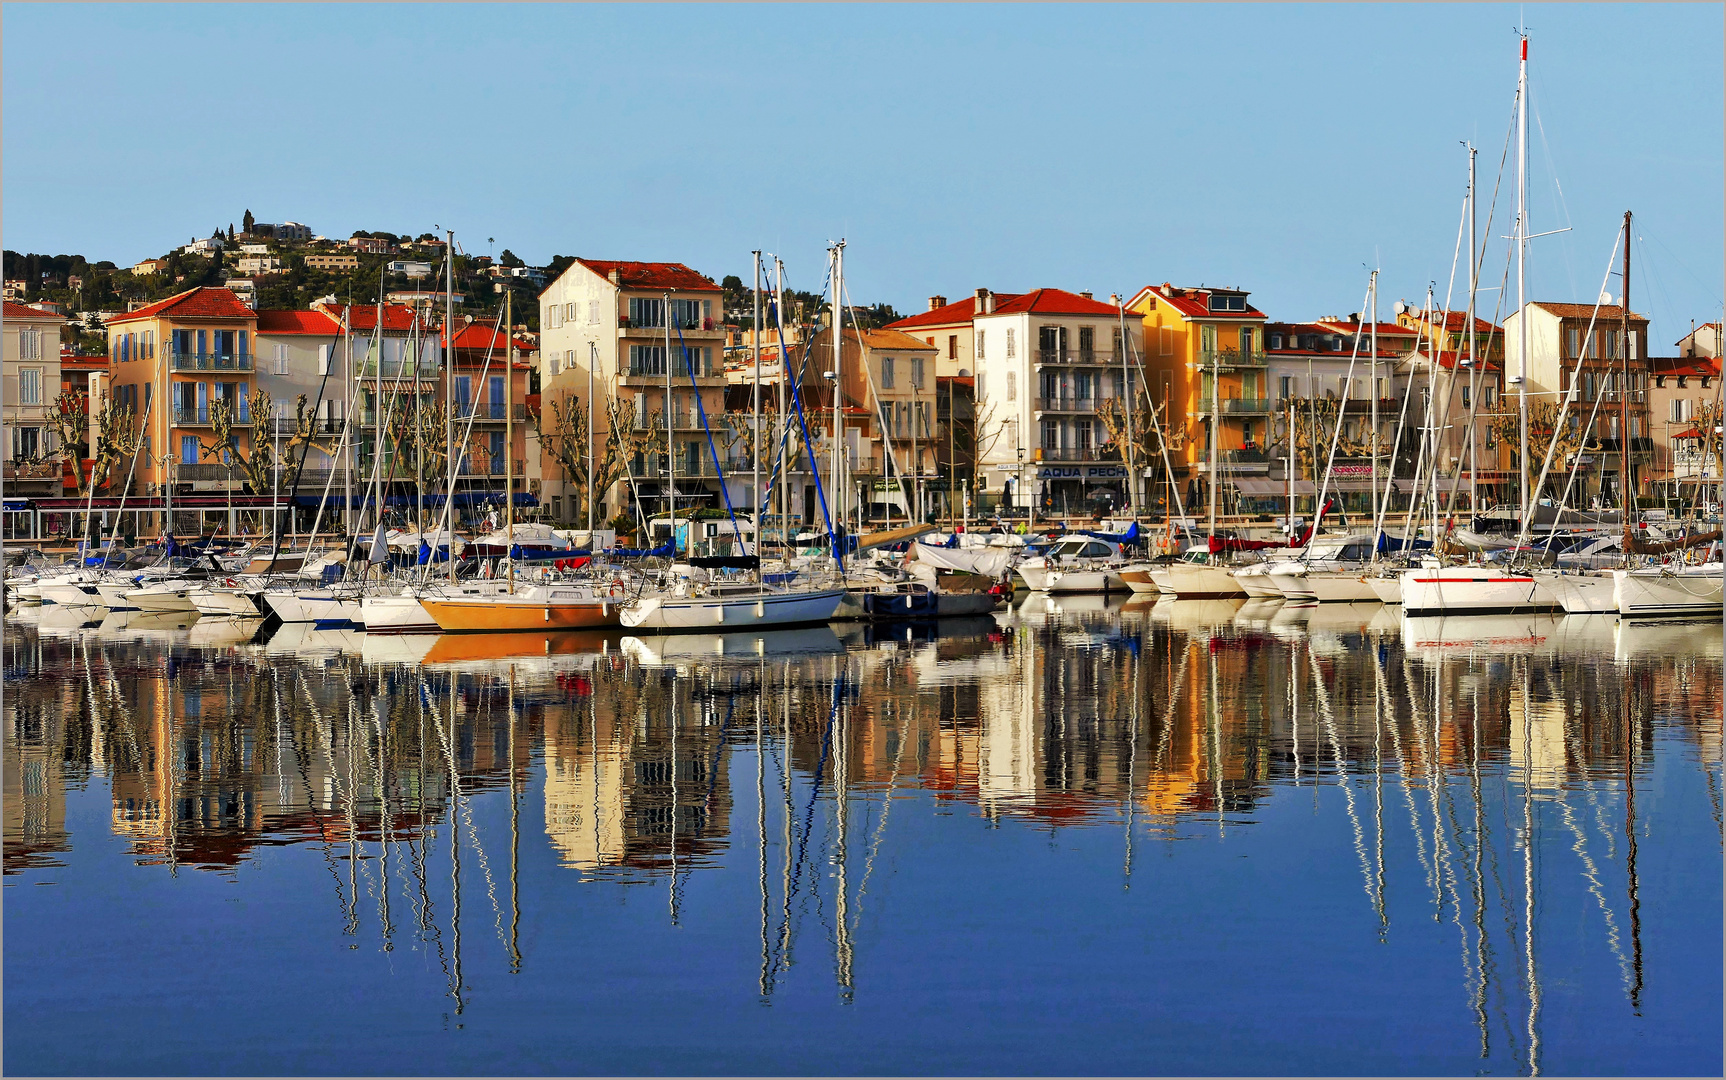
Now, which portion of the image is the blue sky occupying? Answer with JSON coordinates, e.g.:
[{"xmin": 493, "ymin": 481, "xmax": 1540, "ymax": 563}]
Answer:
[{"xmin": 4, "ymin": 3, "xmax": 1720, "ymax": 345}]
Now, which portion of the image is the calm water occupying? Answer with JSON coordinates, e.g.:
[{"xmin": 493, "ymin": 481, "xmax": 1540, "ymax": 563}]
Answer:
[{"xmin": 4, "ymin": 598, "xmax": 1721, "ymax": 1076}]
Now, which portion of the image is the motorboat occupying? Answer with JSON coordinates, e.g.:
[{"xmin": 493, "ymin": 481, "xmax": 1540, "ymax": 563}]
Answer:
[
  {"xmin": 1014, "ymin": 537, "xmax": 1129, "ymax": 593},
  {"xmin": 1147, "ymin": 546, "xmax": 1247, "ymax": 600},
  {"xmin": 258, "ymin": 586, "xmax": 364, "ymax": 627},
  {"xmin": 1264, "ymin": 536, "xmax": 1377, "ymax": 603},
  {"xmin": 126, "ymin": 578, "xmax": 201, "ymax": 613}
]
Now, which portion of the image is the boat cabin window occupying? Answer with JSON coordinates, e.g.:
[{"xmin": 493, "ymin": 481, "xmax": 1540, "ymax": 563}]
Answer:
[
  {"xmin": 1340, "ymin": 544, "xmax": 1369, "ymax": 560},
  {"xmin": 1081, "ymin": 542, "xmax": 1113, "ymax": 558}
]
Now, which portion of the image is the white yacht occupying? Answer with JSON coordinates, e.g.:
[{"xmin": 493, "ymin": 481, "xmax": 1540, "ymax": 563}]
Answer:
[{"xmin": 1614, "ymin": 562, "xmax": 1723, "ymax": 619}]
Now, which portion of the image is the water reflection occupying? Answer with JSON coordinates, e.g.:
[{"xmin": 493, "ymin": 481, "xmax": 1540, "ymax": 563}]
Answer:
[{"xmin": 3, "ymin": 600, "xmax": 1720, "ymax": 1074}]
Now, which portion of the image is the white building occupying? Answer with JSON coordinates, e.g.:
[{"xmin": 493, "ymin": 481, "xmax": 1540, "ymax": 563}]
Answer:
[
  {"xmin": 3, "ymin": 301, "xmax": 66, "ymax": 494},
  {"xmin": 538, "ymin": 259, "xmax": 726, "ymax": 526}
]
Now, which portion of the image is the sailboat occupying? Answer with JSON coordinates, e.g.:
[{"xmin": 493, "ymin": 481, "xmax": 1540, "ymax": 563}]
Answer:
[
  {"xmin": 1403, "ymin": 34, "xmax": 1561, "ymax": 619},
  {"xmin": 618, "ymin": 249, "xmax": 846, "ymax": 633}
]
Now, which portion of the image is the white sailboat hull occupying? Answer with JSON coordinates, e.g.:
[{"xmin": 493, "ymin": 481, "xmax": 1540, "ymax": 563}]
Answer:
[
  {"xmin": 96, "ymin": 580, "xmax": 141, "ymax": 609},
  {"xmin": 1366, "ymin": 574, "xmax": 1402, "ymax": 604},
  {"xmin": 1232, "ymin": 565, "xmax": 1285, "ymax": 599},
  {"xmin": 620, "ymin": 587, "xmax": 845, "ymax": 631},
  {"xmin": 263, "ymin": 588, "xmax": 363, "ymax": 626},
  {"xmin": 1303, "ymin": 569, "xmax": 1381, "ymax": 604},
  {"xmin": 1613, "ymin": 564, "xmax": 1723, "ymax": 619},
  {"xmin": 1532, "ymin": 569, "xmax": 1619, "ymax": 615},
  {"xmin": 1401, "ymin": 567, "xmax": 1559, "ymax": 617},
  {"xmin": 190, "ymin": 587, "xmax": 262, "ymax": 617},
  {"xmin": 360, "ymin": 593, "xmax": 439, "ymax": 634}
]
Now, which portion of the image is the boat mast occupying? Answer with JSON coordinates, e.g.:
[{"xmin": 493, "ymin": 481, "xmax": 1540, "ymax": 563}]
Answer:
[
  {"xmin": 342, "ymin": 313, "xmax": 353, "ymax": 537},
  {"xmin": 1619, "ymin": 210, "xmax": 1633, "ymax": 536},
  {"xmin": 445, "ymin": 232, "xmax": 456, "ymax": 587},
  {"xmin": 775, "ymin": 257, "xmax": 788, "ymax": 553},
  {"xmin": 753, "ymin": 249, "xmax": 763, "ymax": 565},
  {"xmin": 1117, "ymin": 295, "xmax": 1138, "ymax": 520},
  {"xmin": 664, "ymin": 288, "xmax": 675, "ymax": 553},
  {"xmin": 505, "ymin": 286, "xmax": 514, "ymax": 594},
  {"xmin": 831, "ymin": 242, "xmax": 846, "ymax": 548},
  {"xmin": 1369, "ymin": 271, "xmax": 1380, "ymax": 538},
  {"xmin": 414, "ymin": 305, "xmax": 424, "ymax": 541},
  {"xmin": 1516, "ymin": 31, "xmax": 1531, "ymax": 529},
  {"xmin": 1466, "ymin": 143, "xmax": 1481, "ymax": 515},
  {"xmin": 586, "ymin": 342, "xmax": 596, "ymax": 536},
  {"xmin": 1208, "ymin": 331, "xmax": 1218, "ymax": 537}
]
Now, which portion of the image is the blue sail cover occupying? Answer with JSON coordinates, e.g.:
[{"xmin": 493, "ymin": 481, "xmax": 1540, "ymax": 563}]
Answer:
[
  {"xmin": 1376, "ymin": 532, "xmax": 1434, "ymax": 554},
  {"xmin": 606, "ymin": 540, "xmax": 676, "ymax": 559},
  {"xmin": 1081, "ymin": 520, "xmax": 1141, "ymax": 545}
]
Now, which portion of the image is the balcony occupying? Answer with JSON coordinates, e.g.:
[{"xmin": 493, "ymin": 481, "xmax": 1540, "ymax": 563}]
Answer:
[
  {"xmin": 1033, "ymin": 396, "xmax": 1103, "ymax": 413},
  {"xmin": 1194, "ymin": 449, "xmax": 1273, "ymax": 475},
  {"xmin": 628, "ymin": 454, "xmax": 740, "ymax": 480},
  {"xmin": 619, "ymin": 361, "xmax": 723, "ymax": 386},
  {"xmin": 1198, "ymin": 348, "xmax": 1267, "ymax": 369},
  {"xmin": 172, "ymin": 402, "xmax": 252, "ymax": 427},
  {"xmin": 617, "ymin": 316, "xmax": 724, "ymax": 338},
  {"xmin": 1033, "ymin": 446, "xmax": 1101, "ymax": 462},
  {"xmin": 451, "ymin": 402, "xmax": 530, "ymax": 423},
  {"xmin": 267, "ymin": 416, "xmax": 345, "ymax": 436},
  {"xmin": 170, "ymin": 349, "xmax": 253, "ymax": 373},
  {"xmin": 1034, "ymin": 349, "xmax": 1123, "ymax": 366},
  {"xmin": 3, "ymin": 461, "xmax": 61, "ymax": 482},
  {"xmin": 356, "ymin": 357, "xmax": 440, "ymax": 379},
  {"xmin": 454, "ymin": 458, "xmax": 529, "ymax": 477},
  {"xmin": 1196, "ymin": 396, "xmax": 1273, "ymax": 417}
]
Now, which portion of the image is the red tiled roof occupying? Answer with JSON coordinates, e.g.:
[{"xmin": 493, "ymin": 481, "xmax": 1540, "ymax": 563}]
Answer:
[
  {"xmin": 1313, "ymin": 319, "xmax": 1418, "ymax": 338},
  {"xmin": 103, "ymin": 287, "xmax": 256, "ymax": 325},
  {"xmin": 445, "ymin": 321, "xmax": 536, "ymax": 359},
  {"xmin": 3, "ymin": 300, "xmax": 61, "ymax": 320},
  {"xmin": 1404, "ymin": 309, "xmax": 1502, "ymax": 334},
  {"xmin": 888, "ymin": 293, "xmax": 1024, "ymax": 330},
  {"xmin": 1650, "ymin": 355, "xmax": 1720, "ymax": 379},
  {"xmin": 1132, "ymin": 283, "xmax": 1267, "ymax": 321},
  {"xmin": 1527, "ymin": 302, "xmax": 1646, "ymax": 321},
  {"xmin": 315, "ymin": 302, "xmax": 419, "ymax": 332},
  {"xmin": 574, "ymin": 259, "xmax": 720, "ymax": 292},
  {"xmin": 1265, "ymin": 321, "xmax": 1406, "ymax": 358},
  {"xmin": 255, "ymin": 309, "xmax": 342, "ymax": 335},
  {"xmin": 991, "ymin": 288, "xmax": 1123, "ymax": 317}
]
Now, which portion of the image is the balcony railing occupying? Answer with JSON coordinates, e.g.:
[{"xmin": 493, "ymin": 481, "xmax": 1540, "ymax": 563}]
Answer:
[
  {"xmin": 454, "ymin": 458, "xmax": 528, "ymax": 477},
  {"xmin": 1034, "ymin": 446, "xmax": 1099, "ymax": 462},
  {"xmin": 2, "ymin": 461, "xmax": 61, "ymax": 481},
  {"xmin": 623, "ymin": 358, "xmax": 718, "ymax": 379},
  {"xmin": 629, "ymin": 454, "xmax": 740, "ymax": 479},
  {"xmin": 1198, "ymin": 348, "xmax": 1268, "ymax": 368},
  {"xmin": 1221, "ymin": 397, "xmax": 1273, "ymax": 415},
  {"xmin": 170, "ymin": 349, "xmax": 253, "ymax": 372},
  {"xmin": 356, "ymin": 358, "xmax": 441, "ymax": 379},
  {"xmin": 172, "ymin": 402, "xmax": 252, "ymax": 426},
  {"xmin": 1033, "ymin": 396, "xmax": 1102, "ymax": 413},
  {"xmin": 450, "ymin": 401, "xmax": 530, "ymax": 422},
  {"xmin": 267, "ymin": 416, "xmax": 345, "ymax": 436},
  {"xmin": 1033, "ymin": 348, "xmax": 1123, "ymax": 366}
]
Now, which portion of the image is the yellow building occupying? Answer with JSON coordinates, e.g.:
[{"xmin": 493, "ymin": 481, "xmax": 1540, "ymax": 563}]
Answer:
[
  {"xmin": 104, "ymin": 286, "xmax": 259, "ymax": 528},
  {"xmin": 1126, "ymin": 283, "xmax": 1268, "ymax": 511}
]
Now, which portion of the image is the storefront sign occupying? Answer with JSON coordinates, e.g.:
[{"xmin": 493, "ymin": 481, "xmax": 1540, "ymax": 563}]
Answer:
[{"xmin": 1036, "ymin": 465, "xmax": 1128, "ymax": 480}]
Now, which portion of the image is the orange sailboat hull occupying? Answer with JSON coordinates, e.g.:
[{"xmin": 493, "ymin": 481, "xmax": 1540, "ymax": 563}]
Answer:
[{"xmin": 420, "ymin": 595, "xmax": 623, "ymax": 633}]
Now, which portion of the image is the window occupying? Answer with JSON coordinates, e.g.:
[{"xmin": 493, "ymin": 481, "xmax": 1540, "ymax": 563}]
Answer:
[
  {"xmin": 1208, "ymin": 293, "xmax": 1247, "ymax": 312},
  {"xmin": 1079, "ymin": 327, "xmax": 1095, "ymax": 360},
  {"xmin": 912, "ymin": 356, "xmax": 925, "ymax": 388},
  {"xmin": 274, "ymin": 344, "xmax": 288, "ymax": 374},
  {"xmin": 1006, "ymin": 371, "xmax": 1017, "ymax": 402},
  {"xmin": 668, "ymin": 298, "xmax": 703, "ymax": 329},
  {"xmin": 1461, "ymin": 384, "xmax": 1472, "ymax": 409},
  {"xmin": 180, "ymin": 436, "xmax": 199, "ymax": 465},
  {"xmin": 1005, "ymin": 328, "xmax": 1016, "ymax": 358},
  {"xmin": 317, "ymin": 344, "xmax": 331, "ymax": 376},
  {"xmin": 1279, "ymin": 375, "xmax": 1294, "ymax": 399},
  {"xmin": 488, "ymin": 376, "xmax": 504, "ymax": 413},
  {"xmin": 548, "ymin": 304, "xmax": 563, "ymax": 330},
  {"xmin": 948, "ymin": 335, "xmax": 957, "ymax": 360},
  {"xmin": 628, "ymin": 297, "xmax": 665, "ymax": 327},
  {"xmin": 880, "ymin": 356, "xmax": 895, "ymax": 388},
  {"xmin": 1160, "ymin": 326, "xmax": 1172, "ymax": 356},
  {"xmin": 1041, "ymin": 419, "xmax": 1060, "ymax": 450},
  {"xmin": 19, "ymin": 328, "xmax": 40, "ymax": 360},
  {"xmin": 916, "ymin": 401, "xmax": 929, "ymax": 437},
  {"xmin": 454, "ymin": 376, "xmax": 472, "ymax": 407},
  {"xmin": 1075, "ymin": 419, "xmax": 1092, "ymax": 452},
  {"xmin": 1270, "ymin": 334, "xmax": 1284, "ymax": 350},
  {"xmin": 976, "ymin": 330, "xmax": 986, "ymax": 359},
  {"xmin": 977, "ymin": 373, "xmax": 987, "ymax": 401},
  {"xmin": 628, "ymin": 344, "xmax": 667, "ymax": 376},
  {"xmin": 1239, "ymin": 327, "xmax": 1254, "ymax": 353},
  {"xmin": 566, "ymin": 302, "xmax": 577, "ymax": 322},
  {"xmin": 1200, "ymin": 325, "xmax": 1217, "ymax": 357},
  {"xmin": 1566, "ymin": 328, "xmax": 1581, "ymax": 357},
  {"xmin": 1113, "ymin": 326, "xmax": 1124, "ymax": 358},
  {"xmin": 19, "ymin": 367, "xmax": 41, "ymax": 405}
]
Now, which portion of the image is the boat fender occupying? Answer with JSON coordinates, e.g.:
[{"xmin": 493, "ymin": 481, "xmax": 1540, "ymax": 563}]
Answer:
[{"xmin": 609, "ymin": 580, "xmax": 624, "ymax": 597}]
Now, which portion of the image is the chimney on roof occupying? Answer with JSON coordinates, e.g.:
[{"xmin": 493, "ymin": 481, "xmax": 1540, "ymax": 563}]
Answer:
[
  {"xmin": 1079, "ymin": 291, "xmax": 1093, "ymax": 301},
  {"xmin": 1159, "ymin": 283, "xmax": 1174, "ymax": 298},
  {"xmin": 928, "ymin": 295, "xmax": 947, "ymax": 312},
  {"xmin": 975, "ymin": 288, "xmax": 995, "ymax": 315},
  {"xmin": 608, "ymin": 269, "xmax": 621, "ymax": 286}
]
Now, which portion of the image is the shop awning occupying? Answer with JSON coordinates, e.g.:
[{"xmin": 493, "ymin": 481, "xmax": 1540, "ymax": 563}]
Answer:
[{"xmin": 1230, "ymin": 478, "xmax": 1312, "ymax": 496}]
